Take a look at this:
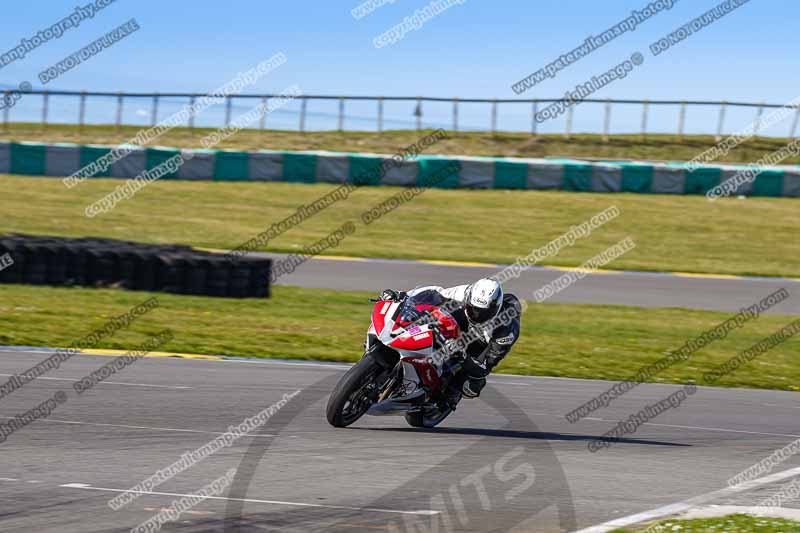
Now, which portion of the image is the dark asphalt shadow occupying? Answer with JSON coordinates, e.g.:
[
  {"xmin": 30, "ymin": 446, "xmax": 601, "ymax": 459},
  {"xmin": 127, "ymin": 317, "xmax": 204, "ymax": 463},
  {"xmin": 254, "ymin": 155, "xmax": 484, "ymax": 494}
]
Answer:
[{"xmin": 353, "ymin": 425, "xmax": 692, "ymax": 447}]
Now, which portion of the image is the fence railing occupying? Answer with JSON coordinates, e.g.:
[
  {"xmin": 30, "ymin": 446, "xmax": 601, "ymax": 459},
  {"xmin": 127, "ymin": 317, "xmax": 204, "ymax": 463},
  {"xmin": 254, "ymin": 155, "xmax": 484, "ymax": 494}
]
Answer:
[{"xmin": 3, "ymin": 89, "xmax": 799, "ymax": 141}]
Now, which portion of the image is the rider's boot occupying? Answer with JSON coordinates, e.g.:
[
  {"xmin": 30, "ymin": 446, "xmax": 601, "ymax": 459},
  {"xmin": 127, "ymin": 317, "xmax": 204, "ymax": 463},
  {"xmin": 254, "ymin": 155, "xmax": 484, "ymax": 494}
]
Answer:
[{"xmin": 462, "ymin": 376, "xmax": 486, "ymax": 398}]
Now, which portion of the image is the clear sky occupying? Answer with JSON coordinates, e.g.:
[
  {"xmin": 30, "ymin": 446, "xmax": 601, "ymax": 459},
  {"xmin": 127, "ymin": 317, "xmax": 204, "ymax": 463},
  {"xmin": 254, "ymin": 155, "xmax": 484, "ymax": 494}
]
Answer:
[{"xmin": 1, "ymin": 0, "xmax": 796, "ymax": 135}]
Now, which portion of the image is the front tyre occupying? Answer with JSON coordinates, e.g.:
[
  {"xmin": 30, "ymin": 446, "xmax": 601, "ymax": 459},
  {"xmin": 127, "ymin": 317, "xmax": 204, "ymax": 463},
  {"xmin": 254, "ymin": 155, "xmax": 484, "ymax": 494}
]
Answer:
[{"xmin": 326, "ymin": 355, "xmax": 384, "ymax": 427}]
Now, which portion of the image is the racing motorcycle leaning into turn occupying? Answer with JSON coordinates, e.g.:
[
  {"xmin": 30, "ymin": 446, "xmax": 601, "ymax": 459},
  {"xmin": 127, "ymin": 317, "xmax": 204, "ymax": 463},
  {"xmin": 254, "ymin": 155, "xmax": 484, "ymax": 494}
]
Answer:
[{"xmin": 326, "ymin": 288, "xmax": 473, "ymax": 428}]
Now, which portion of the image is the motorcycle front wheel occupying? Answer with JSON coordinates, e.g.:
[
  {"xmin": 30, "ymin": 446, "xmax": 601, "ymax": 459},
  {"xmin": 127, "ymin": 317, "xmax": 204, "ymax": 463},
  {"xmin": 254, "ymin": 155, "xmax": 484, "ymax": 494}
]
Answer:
[{"xmin": 326, "ymin": 355, "xmax": 384, "ymax": 427}]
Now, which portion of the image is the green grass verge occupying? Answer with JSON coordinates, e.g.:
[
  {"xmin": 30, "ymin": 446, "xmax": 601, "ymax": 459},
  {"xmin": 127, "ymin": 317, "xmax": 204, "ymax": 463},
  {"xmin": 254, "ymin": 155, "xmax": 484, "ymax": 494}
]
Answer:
[
  {"xmin": 614, "ymin": 514, "xmax": 800, "ymax": 532},
  {"xmin": 1, "ymin": 284, "xmax": 798, "ymax": 391},
  {"xmin": 1, "ymin": 175, "xmax": 799, "ymax": 277},
  {"xmin": 3, "ymin": 122, "xmax": 800, "ymax": 163}
]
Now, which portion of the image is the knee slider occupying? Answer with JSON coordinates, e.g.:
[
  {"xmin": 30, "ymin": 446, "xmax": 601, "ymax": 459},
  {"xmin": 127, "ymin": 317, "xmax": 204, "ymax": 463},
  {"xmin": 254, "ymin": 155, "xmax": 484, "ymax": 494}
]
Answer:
[{"xmin": 462, "ymin": 377, "xmax": 486, "ymax": 398}]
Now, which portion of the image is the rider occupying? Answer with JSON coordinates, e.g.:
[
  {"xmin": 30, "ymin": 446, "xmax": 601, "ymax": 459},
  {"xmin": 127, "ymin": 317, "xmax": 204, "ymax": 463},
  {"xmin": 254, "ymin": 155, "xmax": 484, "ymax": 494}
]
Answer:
[{"xmin": 379, "ymin": 278, "xmax": 522, "ymax": 408}]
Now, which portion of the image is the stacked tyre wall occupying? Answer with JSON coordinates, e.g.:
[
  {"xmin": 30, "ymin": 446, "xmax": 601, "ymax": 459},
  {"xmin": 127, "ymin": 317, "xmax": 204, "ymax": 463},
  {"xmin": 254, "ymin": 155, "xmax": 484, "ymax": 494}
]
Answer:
[{"xmin": 0, "ymin": 235, "xmax": 271, "ymax": 298}]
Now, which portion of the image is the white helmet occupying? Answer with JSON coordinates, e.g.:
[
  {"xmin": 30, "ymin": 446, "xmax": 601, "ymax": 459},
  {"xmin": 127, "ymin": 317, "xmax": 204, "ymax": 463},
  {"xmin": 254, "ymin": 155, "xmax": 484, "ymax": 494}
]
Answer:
[{"xmin": 464, "ymin": 278, "xmax": 503, "ymax": 325}]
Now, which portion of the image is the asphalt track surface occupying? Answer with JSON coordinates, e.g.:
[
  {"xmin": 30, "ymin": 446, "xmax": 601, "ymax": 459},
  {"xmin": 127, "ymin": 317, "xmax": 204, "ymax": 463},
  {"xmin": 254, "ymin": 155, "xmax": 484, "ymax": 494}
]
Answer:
[
  {"xmin": 1, "ymin": 348, "xmax": 799, "ymax": 532},
  {"xmin": 268, "ymin": 254, "xmax": 800, "ymax": 315}
]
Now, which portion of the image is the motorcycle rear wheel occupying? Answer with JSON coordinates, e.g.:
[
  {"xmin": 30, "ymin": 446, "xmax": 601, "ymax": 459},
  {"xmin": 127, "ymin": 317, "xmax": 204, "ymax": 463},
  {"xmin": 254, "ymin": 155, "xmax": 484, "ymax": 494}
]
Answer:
[{"xmin": 326, "ymin": 355, "xmax": 383, "ymax": 427}]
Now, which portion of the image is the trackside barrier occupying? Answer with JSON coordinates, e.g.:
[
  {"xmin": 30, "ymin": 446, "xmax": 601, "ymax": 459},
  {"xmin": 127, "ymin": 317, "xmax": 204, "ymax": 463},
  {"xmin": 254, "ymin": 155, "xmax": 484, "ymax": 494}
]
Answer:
[
  {"xmin": 0, "ymin": 234, "xmax": 272, "ymax": 298},
  {"xmin": 1, "ymin": 141, "xmax": 799, "ymax": 197}
]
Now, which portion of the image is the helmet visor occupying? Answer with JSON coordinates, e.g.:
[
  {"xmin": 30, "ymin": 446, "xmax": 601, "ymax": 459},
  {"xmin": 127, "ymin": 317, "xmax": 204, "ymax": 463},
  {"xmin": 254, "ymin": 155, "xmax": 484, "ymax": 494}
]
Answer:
[{"xmin": 466, "ymin": 303, "xmax": 496, "ymax": 324}]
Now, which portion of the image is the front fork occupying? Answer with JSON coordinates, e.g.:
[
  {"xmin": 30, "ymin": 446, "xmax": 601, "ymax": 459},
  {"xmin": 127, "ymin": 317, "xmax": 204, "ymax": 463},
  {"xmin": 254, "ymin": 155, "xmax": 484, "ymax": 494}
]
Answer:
[
  {"xmin": 377, "ymin": 371, "xmax": 398, "ymax": 402},
  {"xmin": 376, "ymin": 359, "xmax": 429, "ymax": 404}
]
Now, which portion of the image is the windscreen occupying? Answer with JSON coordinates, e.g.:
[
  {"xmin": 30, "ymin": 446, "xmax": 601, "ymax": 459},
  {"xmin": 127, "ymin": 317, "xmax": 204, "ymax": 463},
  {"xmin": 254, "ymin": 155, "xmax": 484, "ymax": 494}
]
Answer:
[{"xmin": 396, "ymin": 289, "xmax": 445, "ymax": 325}]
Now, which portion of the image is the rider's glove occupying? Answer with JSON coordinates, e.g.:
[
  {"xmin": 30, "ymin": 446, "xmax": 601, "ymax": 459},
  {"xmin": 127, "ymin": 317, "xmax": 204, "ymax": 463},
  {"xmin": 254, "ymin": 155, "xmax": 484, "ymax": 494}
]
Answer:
[
  {"xmin": 379, "ymin": 289, "xmax": 406, "ymax": 302},
  {"xmin": 443, "ymin": 338, "xmax": 462, "ymax": 358}
]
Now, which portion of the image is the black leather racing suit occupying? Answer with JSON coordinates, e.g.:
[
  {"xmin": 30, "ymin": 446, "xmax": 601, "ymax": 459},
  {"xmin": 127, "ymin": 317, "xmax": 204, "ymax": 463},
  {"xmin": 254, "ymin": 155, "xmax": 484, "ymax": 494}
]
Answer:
[
  {"xmin": 444, "ymin": 293, "xmax": 522, "ymax": 402},
  {"xmin": 385, "ymin": 286, "xmax": 522, "ymax": 404}
]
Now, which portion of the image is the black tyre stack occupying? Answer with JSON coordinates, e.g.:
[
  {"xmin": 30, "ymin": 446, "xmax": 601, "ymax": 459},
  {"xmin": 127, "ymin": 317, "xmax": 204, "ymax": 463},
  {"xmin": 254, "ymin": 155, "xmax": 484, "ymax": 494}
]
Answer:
[{"xmin": 0, "ymin": 234, "xmax": 272, "ymax": 298}]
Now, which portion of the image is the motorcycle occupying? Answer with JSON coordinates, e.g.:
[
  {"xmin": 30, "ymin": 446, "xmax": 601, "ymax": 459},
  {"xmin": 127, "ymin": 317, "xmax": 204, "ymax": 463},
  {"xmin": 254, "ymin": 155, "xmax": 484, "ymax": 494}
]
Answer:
[{"xmin": 326, "ymin": 289, "xmax": 465, "ymax": 429}]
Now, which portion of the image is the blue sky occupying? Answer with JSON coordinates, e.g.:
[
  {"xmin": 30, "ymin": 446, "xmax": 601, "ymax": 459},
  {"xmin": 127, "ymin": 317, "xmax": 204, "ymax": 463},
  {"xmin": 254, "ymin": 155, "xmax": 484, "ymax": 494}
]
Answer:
[{"xmin": 1, "ymin": 0, "xmax": 796, "ymax": 135}]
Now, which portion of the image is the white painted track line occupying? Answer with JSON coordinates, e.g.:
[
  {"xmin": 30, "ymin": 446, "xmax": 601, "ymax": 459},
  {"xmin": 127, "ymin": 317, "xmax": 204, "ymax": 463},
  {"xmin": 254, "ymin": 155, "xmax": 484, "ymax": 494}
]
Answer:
[
  {"xmin": 0, "ymin": 373, "xmax": 191, "ymax": 390},
  {"xmin": 0, "ymin": 417, "xmax": 282, "ymax": 438},
  {"xmin": 58, "ymin": 482, "xmax": 439, "ymax": 516},
  {"xmin": 573, "ymin": 466, "xmax": 800, "ymax": 532}
]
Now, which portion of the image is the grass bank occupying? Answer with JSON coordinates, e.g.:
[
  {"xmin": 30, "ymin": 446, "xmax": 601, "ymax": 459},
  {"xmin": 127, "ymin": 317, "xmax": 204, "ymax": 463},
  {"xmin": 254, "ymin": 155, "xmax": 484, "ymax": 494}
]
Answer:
[
  {"xmin": 613, "ymin": 514, "xmax": 800, "ymax": 532},
  {"xmin": 1, "ymin": 284, "xmax": 798, "ymax": 391},
  {"xmin": 3, "ymin": 122, "xmax": 800, "ymax": 163},
  {"xmin": 0, "ymin": 175, "xmax": 798, "ymax": 277}
]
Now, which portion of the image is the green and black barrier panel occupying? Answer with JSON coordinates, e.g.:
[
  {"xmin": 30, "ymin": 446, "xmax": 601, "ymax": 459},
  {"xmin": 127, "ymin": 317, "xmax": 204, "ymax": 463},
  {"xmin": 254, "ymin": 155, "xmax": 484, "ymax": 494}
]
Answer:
[
  {"xmin": 0, "ymin": 235, "xmax": 271, "ymax": 298},
  {"xmin": 1, "ymin": 141, "xmax": 799, "ymax": 197}
]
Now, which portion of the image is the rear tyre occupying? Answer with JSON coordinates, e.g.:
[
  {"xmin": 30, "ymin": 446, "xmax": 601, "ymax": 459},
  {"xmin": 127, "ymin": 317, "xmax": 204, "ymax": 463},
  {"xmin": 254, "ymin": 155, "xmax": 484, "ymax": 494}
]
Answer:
[
  {"xmin": 405, "ymin": 405, "xmax": 453, "ymax": 428},
  {"xmin": 326, "ymin": 355, "xmax": 384, "ymax": 428}
]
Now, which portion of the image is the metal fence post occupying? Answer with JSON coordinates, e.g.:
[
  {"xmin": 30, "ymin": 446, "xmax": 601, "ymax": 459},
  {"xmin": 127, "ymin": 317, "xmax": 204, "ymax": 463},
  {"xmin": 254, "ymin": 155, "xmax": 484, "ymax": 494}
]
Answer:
[
  {"xmin": 79, "ymin": 91, "xmax": 87, "ymax": 132},
  {"xmin": 259, "ymin": 96, "xmax": 268, "ymax": 130},
  {"xmin": 151, "ymin": 93, "xmax": 159, "ymax": 126},
  {"xmin": 716, "ymin": 102, "xmax": 727, "ymax": 142},
  {"xmin": 115, "ymin": 92, "xmax": 123, "ymax": 131},
  {"xmin": 41, "ymin": 91, "xmax": 49, "ymax": 130},
  {"xmin": 10, "ymin": 90, "xmax": 792, "ymax": 139},
  {"xmin": 641, "ymin": 100, "xmax": 649, "ymax": 139},
  {"xmin": 299, "ymin": 97, "xmax": 307, "ymax": 132},
  {"xmin": 188, "ymin": 96, "xmax": 196, "ymax": 131},
  {"xmin": 377, "ymin": 97, "xmax": 383, "ymax": 133},
  {"xmin": 2, "ymin": 91, "xmax": 10, "ymax": 131},
  {"xmin": 565, "ymin": 105, "xmax": 573, "ymax": 139},
  {"xmin": 753, "ymin": 103, "xmax": 764, "ymax": 137}
]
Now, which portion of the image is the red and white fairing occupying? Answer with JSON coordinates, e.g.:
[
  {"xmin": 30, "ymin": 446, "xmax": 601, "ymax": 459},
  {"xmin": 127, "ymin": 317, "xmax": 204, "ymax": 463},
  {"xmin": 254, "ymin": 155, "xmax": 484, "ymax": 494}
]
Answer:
[{"xmin": 367, "ymin": 298, "xmax": 460, "ymax": 400}]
